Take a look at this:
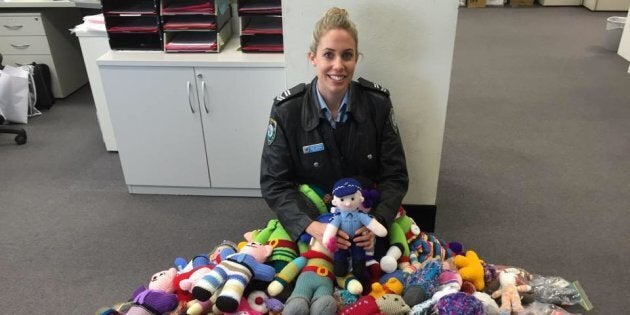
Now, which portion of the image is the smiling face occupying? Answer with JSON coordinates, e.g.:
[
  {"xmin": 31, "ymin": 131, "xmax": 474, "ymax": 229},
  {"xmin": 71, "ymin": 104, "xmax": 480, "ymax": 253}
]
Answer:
[{"xmin": 308, "ymin": 28, "xmax": 358, "ymax": 104}]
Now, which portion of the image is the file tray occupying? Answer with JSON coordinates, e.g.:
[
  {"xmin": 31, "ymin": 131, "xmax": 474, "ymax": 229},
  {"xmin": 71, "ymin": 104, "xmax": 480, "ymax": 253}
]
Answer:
[
  {"xmin": 164, "ymin": 22, "xmax": 233, "ymax": 53},
  {"xmin": 162, "ymin": 1, "xmax": 231, "ymax": 31},
  {"xmin": 108, "ymin": 31, "xmax": 163, "ymax": 50},
  {"xmin": 237, "ymin": 0, "xmax": 281, "ymax": 15},
  {"xmin": 240, "ymin": 15, "xmax": 282, "ymax": 35},
  {"xmin": 240, "ymin": 33, "xmax": 283, "ymax": 52}
]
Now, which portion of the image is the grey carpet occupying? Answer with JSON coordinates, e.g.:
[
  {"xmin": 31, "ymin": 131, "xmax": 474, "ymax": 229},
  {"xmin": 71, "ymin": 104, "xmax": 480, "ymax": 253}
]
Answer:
[
  {"xmin": 0, "ymin": 5, "xmax": 628, "ymax": 314},
  {"xmin": 437, "ymin": 6, "xmax": 630, "ymax": 315}
]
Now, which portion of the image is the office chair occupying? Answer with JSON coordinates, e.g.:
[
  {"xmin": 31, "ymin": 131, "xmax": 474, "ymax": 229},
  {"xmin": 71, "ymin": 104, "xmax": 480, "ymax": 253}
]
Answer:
[{"xmin": 0, "ymin": 53, "xmax": 28, "ymax": 145}]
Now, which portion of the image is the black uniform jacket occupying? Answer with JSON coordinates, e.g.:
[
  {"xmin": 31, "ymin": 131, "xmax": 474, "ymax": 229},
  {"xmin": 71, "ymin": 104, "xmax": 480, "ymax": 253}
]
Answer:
[{"xmin": 260, "ymin": 77, "xmax": 409, "ymax": 241}]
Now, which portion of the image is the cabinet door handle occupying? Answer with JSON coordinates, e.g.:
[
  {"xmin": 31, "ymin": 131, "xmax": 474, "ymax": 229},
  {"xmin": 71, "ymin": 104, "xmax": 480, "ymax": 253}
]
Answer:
[
  {"xmin": 3, "ymin": 25, "xmax": 24, "ymax": 30},
  {"xmin": 201, "ymin": 80, "xmax": 209, "ymax": 114},
  {"xmin": 187, "ymin": 81, "xmax": 196, "ymax": 114},
  {"xmin": 10, "ymin": 44, "xmax": 31, "ymax": 49}
]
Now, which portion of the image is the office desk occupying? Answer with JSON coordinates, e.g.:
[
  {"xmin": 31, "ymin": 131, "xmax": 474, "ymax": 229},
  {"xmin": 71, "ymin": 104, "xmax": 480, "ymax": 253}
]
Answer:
[{"xmin": 0, "ymin": 1, "xmax": 98, "ymax": 97}]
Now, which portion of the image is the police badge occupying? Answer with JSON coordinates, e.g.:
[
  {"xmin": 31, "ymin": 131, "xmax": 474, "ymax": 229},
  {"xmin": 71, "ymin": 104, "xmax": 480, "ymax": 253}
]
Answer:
[{"xmin": 267, "ymin": 118, "xmax": 277, "ymax": 145}]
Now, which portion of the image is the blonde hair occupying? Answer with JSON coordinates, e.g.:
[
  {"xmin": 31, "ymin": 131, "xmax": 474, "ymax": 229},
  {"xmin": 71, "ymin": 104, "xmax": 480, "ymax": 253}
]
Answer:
[{"xmin": 310, "ymin": 7, "xmax": 359, "ymax": 55}]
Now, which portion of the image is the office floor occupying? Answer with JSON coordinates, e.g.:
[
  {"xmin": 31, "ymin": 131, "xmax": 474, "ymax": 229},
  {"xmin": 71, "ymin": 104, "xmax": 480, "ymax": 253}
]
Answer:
[{"xmin": 0, "ymin": 5, "xmax": 628, "ymax": 314}]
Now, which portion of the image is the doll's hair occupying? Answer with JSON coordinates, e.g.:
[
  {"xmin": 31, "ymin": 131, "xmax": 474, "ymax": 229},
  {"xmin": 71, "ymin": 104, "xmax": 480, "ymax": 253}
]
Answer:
[{"xmin": 310, "ymin": 7, "xmax": 359, "ymax": 56}]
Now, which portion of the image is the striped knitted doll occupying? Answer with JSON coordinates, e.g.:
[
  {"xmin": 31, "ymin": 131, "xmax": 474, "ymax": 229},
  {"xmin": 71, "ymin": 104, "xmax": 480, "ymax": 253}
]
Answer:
[
  {"xmin": 267, "ymin": 238, "xmax": 363, "ymax": 315},
  {"xmin": 192, "ymin": 242, "xmax": 275, "ymax": 313},
  {"xmin": 249, "ymin": 219, "xmax": 299, "ymax": 273}
]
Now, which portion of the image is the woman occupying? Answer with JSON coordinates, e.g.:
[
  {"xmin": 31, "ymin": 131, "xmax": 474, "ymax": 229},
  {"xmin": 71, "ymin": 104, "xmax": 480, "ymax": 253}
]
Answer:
[{"xmin": 260, "ymin": 7, "xmax": 408, "ymax": 255}]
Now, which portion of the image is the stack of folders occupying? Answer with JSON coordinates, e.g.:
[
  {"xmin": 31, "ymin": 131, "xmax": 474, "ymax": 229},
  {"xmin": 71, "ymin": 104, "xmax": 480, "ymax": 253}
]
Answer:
[
  {"xmin": 162, "ymin": 0, "xmax": 232, "ymax": 53},
  {"xmin": 238, "ymin": 0, "xmax": 283, "ymax": 53}
]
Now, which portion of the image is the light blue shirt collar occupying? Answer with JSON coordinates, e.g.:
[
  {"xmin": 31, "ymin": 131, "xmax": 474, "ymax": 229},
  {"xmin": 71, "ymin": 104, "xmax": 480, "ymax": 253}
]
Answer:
[{"xmin": 315, "ymin": 86, "xmax": 350, "ymax": 129}]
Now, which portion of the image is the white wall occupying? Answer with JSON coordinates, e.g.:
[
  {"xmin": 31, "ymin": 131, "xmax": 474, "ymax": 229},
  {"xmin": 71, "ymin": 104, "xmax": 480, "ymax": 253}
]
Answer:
[{"xmin": 282, "ymin": 0, "xmax": 459, "ymax": 205}]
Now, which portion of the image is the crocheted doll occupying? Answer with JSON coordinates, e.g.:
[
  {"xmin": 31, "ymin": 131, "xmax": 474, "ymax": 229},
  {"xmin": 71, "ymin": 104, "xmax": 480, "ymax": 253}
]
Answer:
[
  {"xmin": 491, "ymin": 269, "xmax": 532, "ymax": 314},
  {"xmin": 192, "ymin": 242, "xmax": 275, "ymax": 313},
  {"xmin": 339, "ymin": 293, "xmax": 411, "ymax": 315},
  {"xmin": 380, "ymin": 207, "xmax": 421, "ymax": 273},
  {"xmin": 454, "ymin": 250, "xmax": 486, "ymax": 291},
  {"xmin": 126, "ymin": 268, "xmax": 179, "ymax": 315},
  {"xmin": 246, "ymin": 219, "xmax": 299, "ymax": 273},
  {"xmin": 322, "ymin": 178, "xmax": 388, "ymax": 280},
  {"xmin": 267, "ymin": 237, "xmax": 363, "ymax": 315}
]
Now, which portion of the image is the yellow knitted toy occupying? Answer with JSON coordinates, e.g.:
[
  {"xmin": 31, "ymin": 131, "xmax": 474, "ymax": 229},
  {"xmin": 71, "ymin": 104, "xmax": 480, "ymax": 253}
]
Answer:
[{"xmin": 453, "ymin": 250, "xmax": 485, "ymax": 291}]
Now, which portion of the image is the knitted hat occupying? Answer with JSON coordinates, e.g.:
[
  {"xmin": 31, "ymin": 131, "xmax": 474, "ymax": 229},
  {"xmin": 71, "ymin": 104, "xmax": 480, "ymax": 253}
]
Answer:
[
  {"xmin": 436, "ymin": 292, "xmax": 484, "ymax": 315},
  {"xmin": 438, "ymin": 269, "xmax": 462, "ymax": 287},
  {"xmin": 332, "ymin": 178, "xmax": 362, "ymax": 197}
]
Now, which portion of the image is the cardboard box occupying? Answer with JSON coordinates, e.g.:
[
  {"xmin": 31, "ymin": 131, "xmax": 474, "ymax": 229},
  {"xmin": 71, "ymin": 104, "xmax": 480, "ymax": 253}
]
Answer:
[
  {"xmin": 510, "ymin": 0, "xmax": 535, "ymax": 6},
  {"xmin": 468, "ymin": 0, "xmax": 487, "ymax": 7}
]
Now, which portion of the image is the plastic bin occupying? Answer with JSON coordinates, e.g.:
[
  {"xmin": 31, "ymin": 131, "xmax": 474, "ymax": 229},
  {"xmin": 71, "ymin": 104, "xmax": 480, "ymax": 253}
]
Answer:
[{"xmin": 604, "ymin": 16, "xmax": 626, "ymax": 51}]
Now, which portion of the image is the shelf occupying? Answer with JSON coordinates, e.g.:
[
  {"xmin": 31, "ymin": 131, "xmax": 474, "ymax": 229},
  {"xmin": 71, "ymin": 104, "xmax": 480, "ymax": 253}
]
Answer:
[{"xmin": 97, "ymin": 36, "xmax": 285, "ymax": 67}]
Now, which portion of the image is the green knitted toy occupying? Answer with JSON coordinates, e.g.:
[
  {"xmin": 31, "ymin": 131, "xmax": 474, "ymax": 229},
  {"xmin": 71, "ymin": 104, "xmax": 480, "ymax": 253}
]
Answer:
[
  {"xmin": 247, "ymin": 219, "xmax": 299, "ymax": 273},
  {"xmin": 380, "ymin": 207, "xmax": 421, "ymax": 273},
  {"xmin": 267, "ymin": 238, "xmax": 363, "ymax": 315}
]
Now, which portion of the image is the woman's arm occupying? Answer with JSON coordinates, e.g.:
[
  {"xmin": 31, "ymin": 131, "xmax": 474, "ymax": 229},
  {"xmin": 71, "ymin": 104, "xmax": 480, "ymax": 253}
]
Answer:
[
  {"xmin": 260, "ymin": 105, "xmax": 313, "ymax": 241},
  {"xmin": 370, "ymin": 100, "xmax": 409, "ymax": 229}
]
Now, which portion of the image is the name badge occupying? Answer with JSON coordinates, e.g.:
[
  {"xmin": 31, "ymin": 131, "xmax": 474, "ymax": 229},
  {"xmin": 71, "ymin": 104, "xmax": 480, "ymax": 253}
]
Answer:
[{"xmin": 302, "ymin": 143, "xmax": 325, "ymax": 154}]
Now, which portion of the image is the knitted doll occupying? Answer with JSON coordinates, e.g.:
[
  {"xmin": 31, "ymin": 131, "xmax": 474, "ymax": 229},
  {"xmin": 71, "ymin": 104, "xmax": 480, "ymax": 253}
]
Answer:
[
  {"xmin": 246, "ymin": 219, "xmax": 299, "ymax": 273},
  {"xmin": 126, "ymin": 268, "xmax": 179, "ymax": 315},
  {"xmin": 380, "ymin": 207, "xmax": 421, "ymax": 273},
  {"xmin": 402, "ymin": 259, "xmax": 443, "ymax": 307},
  {"xmin": 267, "ymin": 237, "xmax": 363, "ymax": 315},
  {"xmin": 173, "ymin": 241, "xmax": 237, "ymax": 303},
  {"xmin": 491, "ymin": 269, "xmax": 532, "ymax": 314},
  {"xmin": 409, "ymin": 266, "xmax": 463, "ymax": 314},
  {"xmin": 192, "ymin": 242, "xmax": 275, "ymax": 313},
  {"xmin": 322, "ymin": 178, "xmax": 388, "ymax": 280},
  {"xmin": 435, "ymin": 292, "xmax": 484, "ymax": 315},
  {"xmin": 410, "ymin": 230, "xmax": 455, "ymax": 265},
  {"xmin": 453, "ymin": 250, "xmax": 486, "ymax": 291},
  {"xmin": 339, "ymin": 294, "xmax": 411, "ymax": 315}
]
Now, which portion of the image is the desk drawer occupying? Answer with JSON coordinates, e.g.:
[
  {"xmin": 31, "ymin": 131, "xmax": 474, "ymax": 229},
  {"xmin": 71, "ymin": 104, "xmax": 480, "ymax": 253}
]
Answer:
[
  {"xmin": 0, "ymin": 36, "xmax": 51, "ymax": 54},
  {"xmin": 0, "ymin": 15, "xmax": 45, "ymax": 36}
]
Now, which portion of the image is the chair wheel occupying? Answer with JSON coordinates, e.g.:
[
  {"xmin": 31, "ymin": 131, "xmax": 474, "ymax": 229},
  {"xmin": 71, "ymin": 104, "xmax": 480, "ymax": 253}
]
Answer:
[{"xmin": 15, "ymin": 134, "xmax": 27, "ymax": 145}]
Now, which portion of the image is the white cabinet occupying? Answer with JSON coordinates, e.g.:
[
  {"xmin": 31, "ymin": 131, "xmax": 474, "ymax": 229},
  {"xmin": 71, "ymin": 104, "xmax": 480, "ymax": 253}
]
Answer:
[
  {"xmin": 98, "ymin": 49, "xmax": 285, "ymax": 196},
  {"xmin": 99, "ymin": 66, "xmax": 211, "ymax": 190},
  {"xmin": 0, "ymin": 10, "xmax": 87, "ymax": 98},
  {"xmin": 196, "ymin": 67, "xmax": 283, "ymax": 189}
]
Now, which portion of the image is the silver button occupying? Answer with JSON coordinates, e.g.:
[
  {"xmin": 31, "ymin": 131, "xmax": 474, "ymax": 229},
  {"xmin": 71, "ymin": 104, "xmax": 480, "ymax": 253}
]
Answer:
[
  {"xmin": 313, "ymin": 162, "xmax": 319, "ymax": 168},
  {"xmin": 367, "ymin": 154, "xmax": 373, "ymax": 160}
]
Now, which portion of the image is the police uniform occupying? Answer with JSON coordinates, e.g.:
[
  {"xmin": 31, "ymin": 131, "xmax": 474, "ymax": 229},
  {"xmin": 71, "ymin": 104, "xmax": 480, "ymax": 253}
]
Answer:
[{"xmin": 260, "ymin": 77, "xmax": 409, "ymax": 241}]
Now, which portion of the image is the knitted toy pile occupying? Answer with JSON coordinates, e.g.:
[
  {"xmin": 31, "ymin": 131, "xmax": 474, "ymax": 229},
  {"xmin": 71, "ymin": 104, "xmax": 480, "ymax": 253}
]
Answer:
[{"xmin": 98, "ymin": 183, "xmax": 593, "ymax": 315}]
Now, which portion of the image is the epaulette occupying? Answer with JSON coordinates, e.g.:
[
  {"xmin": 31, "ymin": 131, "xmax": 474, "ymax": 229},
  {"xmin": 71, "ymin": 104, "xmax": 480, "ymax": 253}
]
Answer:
[
  {"xmin": 273, "ymin": 83, "xmax": 306, "ymax": 106},
  {"xmin": 358, "ymin": 77, "xmax": 390, "ymax": 97}
]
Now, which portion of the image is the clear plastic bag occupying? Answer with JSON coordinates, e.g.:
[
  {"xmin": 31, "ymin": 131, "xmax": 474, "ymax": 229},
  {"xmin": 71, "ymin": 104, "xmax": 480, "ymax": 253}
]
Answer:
[{"xmin": 529, "ymin": 275, "xmax": 593, "ymax": 311}]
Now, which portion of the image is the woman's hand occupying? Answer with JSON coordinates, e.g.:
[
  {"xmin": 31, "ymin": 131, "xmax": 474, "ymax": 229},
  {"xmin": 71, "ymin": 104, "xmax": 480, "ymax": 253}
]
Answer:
[
  {"xmin": 353, "ymin": 226, "xmax": 375, "ymax": 250},
  {"xmin": 306, "ymin": 221, "xmax": 352, "ymax": 250}
]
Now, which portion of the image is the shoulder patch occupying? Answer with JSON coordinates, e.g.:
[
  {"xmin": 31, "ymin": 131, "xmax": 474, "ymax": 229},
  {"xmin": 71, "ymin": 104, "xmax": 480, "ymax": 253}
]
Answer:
[
  {"xmin": 273, "ymin": 83, "xmax": 306, "ymax": 106},
  {"xmin": 358, "ymin": 77, "xmax": 390, "ymax": 96}
]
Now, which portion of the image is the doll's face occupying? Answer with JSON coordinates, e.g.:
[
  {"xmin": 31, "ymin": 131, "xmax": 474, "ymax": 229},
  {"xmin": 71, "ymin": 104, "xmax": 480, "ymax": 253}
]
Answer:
[
  {"xmin": 240, "ymin": 242, "xmax": 272, "ymax": 263},
  {"xmin": 308, "ymin": 29, "xmax": 358, "ymax": 103},
  {"xmin": 332, "ymin": 190, "xmax": 364, "ymax": 211}
]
